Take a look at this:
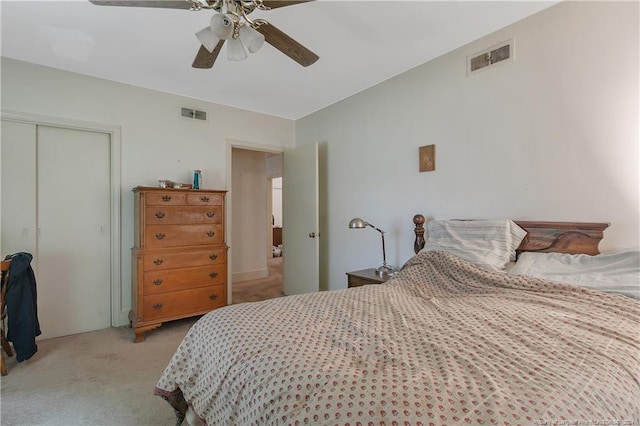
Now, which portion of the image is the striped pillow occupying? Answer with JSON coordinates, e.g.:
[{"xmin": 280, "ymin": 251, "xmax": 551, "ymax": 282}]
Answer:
[{"xmin": 420, "ymin": 219, "xmax": 527, "ymax": 271}]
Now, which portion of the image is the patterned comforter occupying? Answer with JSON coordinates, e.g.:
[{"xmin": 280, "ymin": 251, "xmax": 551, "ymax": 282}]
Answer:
[{"xmin": 155, "ymin": 251, "xmax": 640, "ymax": 425}]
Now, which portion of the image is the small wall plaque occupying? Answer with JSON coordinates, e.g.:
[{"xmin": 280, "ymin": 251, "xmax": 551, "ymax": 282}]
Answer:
[{"xmin": 419, "ymin": 144, "xmax": 435, "ymax": 172}]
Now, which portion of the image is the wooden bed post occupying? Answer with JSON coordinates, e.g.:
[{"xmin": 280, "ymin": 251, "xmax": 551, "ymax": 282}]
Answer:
[{"xmin": 413, "ymin": 214, "xmax": 425, "ymax": 254}]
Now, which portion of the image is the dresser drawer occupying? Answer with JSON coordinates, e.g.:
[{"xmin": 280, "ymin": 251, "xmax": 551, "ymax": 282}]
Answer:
[
  {"xmin": 143, "ymin": 285, "xmax": 226, "ymax": 321},
  {"xmin": 145, "ymin": 206, "xmax": 222, "ymax": 225},
  {"xmin": 145, "ymin": 192, "xmax": 187, "ymax": 206},
  {"xmin": 143, "ymin": 249, "xmax": 225, "ymax": 271},
  {"xmin": 187, "ymin": 193, "xmax": 223, "ymax": 206},
  {"xmin": 144, "ymin": 264, "xmax": 226, "ymax": 294},
  {"xmin": 145, "ymin": 224, "xmax": 223, "ymax": 247}
]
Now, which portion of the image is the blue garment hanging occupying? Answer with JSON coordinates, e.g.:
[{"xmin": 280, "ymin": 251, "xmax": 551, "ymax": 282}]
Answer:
[{"xmin": 4, "ymin": 252, "xmax": 41, "ymax": 362}]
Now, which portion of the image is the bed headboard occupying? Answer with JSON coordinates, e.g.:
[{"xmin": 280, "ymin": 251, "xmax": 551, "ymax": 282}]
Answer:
[{"xmin": 412, "ymin": 214, "xmax": 610, "ymax": 256}]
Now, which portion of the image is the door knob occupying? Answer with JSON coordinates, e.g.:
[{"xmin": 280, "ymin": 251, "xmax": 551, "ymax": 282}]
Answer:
[{"xmin": 309, "ymin": 232, "xmax": 316, "ymax": 238}]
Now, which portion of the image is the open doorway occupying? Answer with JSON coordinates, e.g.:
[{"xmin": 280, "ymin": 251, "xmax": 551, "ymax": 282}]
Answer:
[
  {"xmin": 230, "ymin": 147, "xmax": 284, "ymax": 304},
  {"xmin": 271, "ymin": 176, "xmax": 283, "ymax": 258}
]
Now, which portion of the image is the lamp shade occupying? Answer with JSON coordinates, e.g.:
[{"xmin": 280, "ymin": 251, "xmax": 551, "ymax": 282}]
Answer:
[
  {"xmin": 238, "ymin": 24, "xmax": 265, "ymax": 54},
  {"xmin": 195, "ymin": 26, "xmax": 219, "ymax": 53},
  {"xmin": 348, "ymin": 218, "xmax": 367, "ymax": 229},
  {"xmin": 227, "ymin": 37, "xmax": 247, "ymax": 61},
  {"xmin": 210, "ymin": 13, "xmax": 234, "ymax": 40}
]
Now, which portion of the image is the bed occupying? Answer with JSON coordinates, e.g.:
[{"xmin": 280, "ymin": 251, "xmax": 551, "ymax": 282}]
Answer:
[{"xmin": 155, "ymin": 215, "xmax": 640, "ymax": 425}]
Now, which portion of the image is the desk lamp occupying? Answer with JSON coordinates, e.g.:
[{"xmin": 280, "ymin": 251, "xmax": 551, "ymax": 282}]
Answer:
[{"xmin": 348, "ymin": 218, "xmax": 398, "ymax": 276}]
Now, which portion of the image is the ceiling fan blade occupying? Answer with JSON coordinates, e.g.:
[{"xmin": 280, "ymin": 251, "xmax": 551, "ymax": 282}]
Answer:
[
  {"xmin": 88, "ymin": 0, "xmax": 195, "ymax": 9},
  {"xmin": 255, "ymin": 23, "xmax": 318, "ymax": 67},
  {"xmin": 260, "ymin": 1, "xmax": 314, "ymax": 9},
  {"xmin": 192, "ymin": 40, "xmax": 225, "ymax": 69}
]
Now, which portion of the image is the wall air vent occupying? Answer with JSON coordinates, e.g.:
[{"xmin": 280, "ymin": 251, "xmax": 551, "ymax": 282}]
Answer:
[
  {"xmin": 180, "ymin": 107, "xmax": 208, "ymax": 122},
  {"xmin": 468, "ymin": 39, "xmax": 514, "ymax": 75}
]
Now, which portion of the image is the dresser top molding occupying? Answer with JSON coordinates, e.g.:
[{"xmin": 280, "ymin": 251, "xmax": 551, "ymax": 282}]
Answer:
[{"xmin": 133, "ymin": 186, "xmax": 227, "ymax": 193}]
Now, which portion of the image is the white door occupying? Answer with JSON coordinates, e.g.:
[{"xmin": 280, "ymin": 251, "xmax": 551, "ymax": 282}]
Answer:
[
  {"xmin": 1, "ymin": 121, "xmax": 112, "ymax": 339},
  {"xmin": 282, "ymin": 142, "xmax": 319, "ymax": 295},
  {"xmin": 37, "ymin": 126, "xmax": 111, "ymax": 338}
]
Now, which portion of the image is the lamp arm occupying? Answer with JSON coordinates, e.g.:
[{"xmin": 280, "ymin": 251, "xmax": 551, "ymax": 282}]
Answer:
[
  {"xmin": 366, "ymin": 223, "xmax": 388, "ymax": 266},
  {"xmin": 366, "ymin": 223, "xmax": 385, "ymax": 234},
  {"xmin": 380, "ymin": 231, "xmax": 387, "ymax": 266}
]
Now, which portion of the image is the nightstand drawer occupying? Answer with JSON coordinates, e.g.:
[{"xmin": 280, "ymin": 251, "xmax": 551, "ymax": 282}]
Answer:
[
  {"xmin": 348, "ymin": 276, "xmax": 376, "ymax": 288},
  {"xmin": 346, "ymin": 268, "xmax": 391, "ymax": 288}
]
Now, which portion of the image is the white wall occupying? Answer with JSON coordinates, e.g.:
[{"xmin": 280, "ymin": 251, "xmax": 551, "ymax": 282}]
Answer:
[
  {"xmin": 296, "ymin": 1, "xmax": 639, "ymax": 291},
  {"xmin": 266, "ymin": 154, "xmax": 283, "ymax": 228},
  {"xmin": 231, "ymin": 148, "xmax": 269, "ymax": 281},
  {"xmin": 266, "ymin": 153, "xmax": 283, "ymax": 177},
  {"xmin": 1, "ymin": 58, "xmax": 295, "ymax": 324}
]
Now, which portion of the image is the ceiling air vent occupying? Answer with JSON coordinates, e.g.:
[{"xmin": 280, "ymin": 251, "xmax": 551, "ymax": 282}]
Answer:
[
  {"xmin": 180, "ymin": 107, "xmax": 208, "ymax": 122},
  {"xmin": 468, "ymin": 39, "xmax": 514, "ymax": 75}
]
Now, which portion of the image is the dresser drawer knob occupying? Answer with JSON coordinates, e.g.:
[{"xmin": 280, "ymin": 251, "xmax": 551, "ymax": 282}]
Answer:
[
  {"xmin": 209, "ymin": 294, "xmax": 218, "ymax": 300},
  {"xmin": 152, "ymin": 278, "xmax": 163, "ymax": 286},
  {"xmin": 209, "ymin": 254, "xmax": 218, "ymax": 261},
  {"xmin": 155, "ymin": 211, "xmax": 165, "ymax": 219},
  {"xmin": 209, "ymin": 272, "xmax": 218, "ymax": 279},
  {"xmin": 206, "ymin": 212, "xmax": 215, "ymax": 218},
  {"xmin": 153, "ymin": 259, "xmax": 163, "ymax": 265},
  {"xmin": 206, "ymin": 231, "xmax": 215, "ymax": 237},
  {"xmin": 152, "ymin": 303, "xmax": 163, "ymax": 310},
  {"xmin": 155, "ymin": 233, "xmax": 165, "ymax": 240},
  {"xmin": 200, "ymin": 196, "xmax": 210, "ymax": 202},
  {"xmin": 161, "ymin": 195, "xmax": 172, "ymax": 202}
]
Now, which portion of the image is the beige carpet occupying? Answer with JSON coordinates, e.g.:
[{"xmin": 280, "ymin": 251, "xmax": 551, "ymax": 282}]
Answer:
[
  {"xmin": 231, "ymin": 256, "xmax": 284, "ymax": 304},
  {"xmin": 0, "ymin": 257, "xmax": 283, "ymax": 425},
  {"xmin": 0, "ymin": 316, "xmax": 198, "ymax": 425}
]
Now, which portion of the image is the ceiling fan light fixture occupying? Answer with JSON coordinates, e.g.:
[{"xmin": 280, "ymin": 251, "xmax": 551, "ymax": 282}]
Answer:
[
  {"xmin": 86, "ymin": 0, "xmax": 320, "ymax": 69},
  {"xmin": 227, "ymin": 37, "xmax": 248, "ymax": 61},
  {"xmin": 238, "ymin": 24, "xmax": 265, "ymax": 54},
  {"xmin": 210, "ymin": 13, "xmax": 234, "ymax": 40},
  {"xmin": 195, "ymin": 27, "xmax": 220, "ymax": 53}
]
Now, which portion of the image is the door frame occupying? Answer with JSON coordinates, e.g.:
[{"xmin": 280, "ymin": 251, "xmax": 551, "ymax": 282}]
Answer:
[
  {"xmin": 226, "ymin": 138, "xmax": 284, "ymax": 305},
  {"xmin": 1, "ymin": 110, "xmax": 123, "ymax": 327}
]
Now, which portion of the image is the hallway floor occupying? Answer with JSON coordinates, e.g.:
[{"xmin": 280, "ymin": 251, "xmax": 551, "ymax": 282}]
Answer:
[{"xmin": 232, "ymin": 257, "xmax": 284, "ymax": 304}]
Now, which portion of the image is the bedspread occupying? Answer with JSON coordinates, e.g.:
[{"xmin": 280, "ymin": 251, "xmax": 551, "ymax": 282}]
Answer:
[{"xmin": 155, "ymin": 251, "xmax": 640, "ymax": 425}]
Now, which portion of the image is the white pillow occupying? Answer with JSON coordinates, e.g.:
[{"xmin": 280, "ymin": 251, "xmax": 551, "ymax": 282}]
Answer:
[
  {"xmin": 419, "ymin": 219, "xmax": 527, "ymax": 271},
  {"xmin": 508, "ymin": 250, "xmax": 640, "ymax": 299}
]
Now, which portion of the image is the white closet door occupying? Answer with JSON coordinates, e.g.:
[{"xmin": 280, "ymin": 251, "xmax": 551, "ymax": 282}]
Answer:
[
  {"xmin": 37, "ymin": 125, "xmax": 111, "ymax": 338},
  {"xmin": 1, "ymin": 121, "xmax": 37, "ymax": 258}
]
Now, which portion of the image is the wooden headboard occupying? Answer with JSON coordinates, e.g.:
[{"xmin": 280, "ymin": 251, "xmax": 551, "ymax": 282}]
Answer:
[{"xmin": 412, "ymin": 214, "xmax": 610, "ymax": 256}]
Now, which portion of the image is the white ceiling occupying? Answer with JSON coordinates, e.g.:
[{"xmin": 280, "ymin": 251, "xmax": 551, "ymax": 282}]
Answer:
[{"xmin": 1, "ymin": 0, "xmax": 557, "ymax": 120}]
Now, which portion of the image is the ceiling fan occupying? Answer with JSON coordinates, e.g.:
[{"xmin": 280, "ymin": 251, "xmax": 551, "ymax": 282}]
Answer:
[{"xmin": 88, "ymin": 0, "xmax": 319, "ymax": 69}]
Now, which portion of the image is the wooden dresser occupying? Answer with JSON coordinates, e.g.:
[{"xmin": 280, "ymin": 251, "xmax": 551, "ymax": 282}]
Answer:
[{"xmin": 130, "ymin": 186, "xmax": 228, "ymax": 342}]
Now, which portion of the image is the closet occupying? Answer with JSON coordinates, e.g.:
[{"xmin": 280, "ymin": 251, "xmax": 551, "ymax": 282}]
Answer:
[{"xmin": 1, "ymin": 119, "xmax": 112, "ymax": 339}]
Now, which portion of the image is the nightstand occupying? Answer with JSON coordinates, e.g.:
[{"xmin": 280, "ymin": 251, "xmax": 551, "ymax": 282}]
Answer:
[{"xmin": 346, "ymin": 268, "xmax": 392, "ymax": 288}]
